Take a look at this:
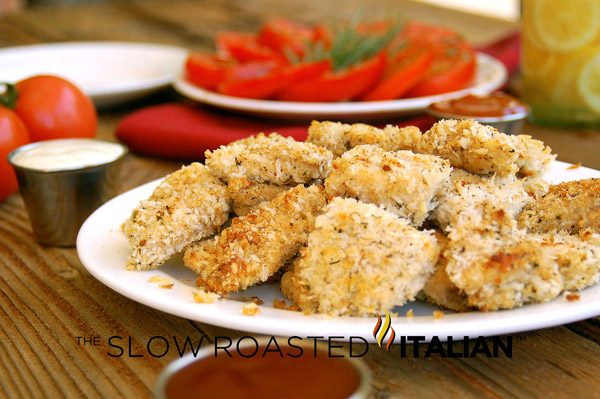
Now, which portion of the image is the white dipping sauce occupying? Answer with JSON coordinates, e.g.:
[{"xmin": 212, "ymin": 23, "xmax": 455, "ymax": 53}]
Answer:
[{"xmin": 10, "ymin": 139, "xmax": 126, "ymax": 172}]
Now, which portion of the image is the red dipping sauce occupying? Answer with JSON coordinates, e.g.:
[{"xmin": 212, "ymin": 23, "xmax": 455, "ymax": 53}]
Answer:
[
  {"xmin": 428, "ymin": 92, "xmax": 528, "ymax": 118},
  {"xmin": 156, "ymin": 341, "xmax": 370, "ymax": 399}
]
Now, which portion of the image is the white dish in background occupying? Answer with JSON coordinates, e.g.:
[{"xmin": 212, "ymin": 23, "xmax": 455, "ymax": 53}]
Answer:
[
  {"xmin": 77, "ymin": 161, "xmax": 600, "ymax": 343},
  {"xmin": 0, "ymin": 42, "xmax": 186, "ymax": 108},
  {"xmin": 173, "ymin": 52, "xmax": 507, "ymax": 121}
]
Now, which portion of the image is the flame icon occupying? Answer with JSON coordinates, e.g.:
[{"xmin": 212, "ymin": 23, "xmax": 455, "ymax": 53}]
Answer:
[{"xmin": 373, "ymin": 310, "xmax": 395, "ymax": 351}]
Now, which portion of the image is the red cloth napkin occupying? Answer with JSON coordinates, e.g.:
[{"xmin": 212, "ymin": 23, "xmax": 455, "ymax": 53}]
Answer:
[{"xmin": 116, "ymin": 32, "xmax": 520, "ymax": 159}]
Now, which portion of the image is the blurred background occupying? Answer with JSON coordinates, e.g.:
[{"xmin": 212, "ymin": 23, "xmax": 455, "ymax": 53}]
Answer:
[{"xmin": 1, "ymin": 0, "xmax": 520, "ymax": 21}]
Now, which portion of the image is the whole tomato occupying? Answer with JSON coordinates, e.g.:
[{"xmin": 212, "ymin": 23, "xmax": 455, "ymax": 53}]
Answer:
[
  {"xmin": 14, "ymin": 75, "xmax": 97, "ymax": 141},
  {"xmin": 0, "ymin": 106, "xmax": 30, "ymax": 201}
]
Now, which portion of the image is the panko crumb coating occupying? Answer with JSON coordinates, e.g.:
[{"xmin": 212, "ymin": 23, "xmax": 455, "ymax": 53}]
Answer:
[
  {"xmin": 445, "ymin": 228, "xmax": 563, "ymax": 311},
  {"xmin": 422, "ymin": 233, "xmax": 471, "ymax": 312},
  {"xmin": 418, "ymin": 119, "xmax": 554, "ymax": 177},
  {"xmin": 281, "ymin": 198, "xmax": 440, "ymax": 316},
  {"xmin": 123, "ymin": 163, "xmax": 230, "ymax": 271},
  {"xmin": 205, "ymin": 133, "xmax": 333, "ymax": 185},
  {"xmin": 431, "ymin": 169, "xmax": 537, "ymax": 230},
  {"xmin": 306, "ymin": 120, "xmax": 421, "ymax": 156},
  {"xmin": 517, "ymin": 178, "xmax": 600, "ymax": 234},
  {"xmin": 324, "ymin": 145, "xmax": 451, "ymax": 226},
  {"xmin": 183, "ymin": 185, "xmax": 326, "ymax": 294},
  {"xmin": 539, "ymin": 232, "xmax": 600, "ymax": 291},
  {"xmin": 227, "ymin": 176, "xmax": 294, "ymax": 216}
]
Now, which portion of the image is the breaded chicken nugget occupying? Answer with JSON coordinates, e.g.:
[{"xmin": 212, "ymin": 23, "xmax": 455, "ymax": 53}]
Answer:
[
  {"xmin": 446, "ymin": 228, "xmax": 563, "ymax": 311},
  {"xmin": 227, "ymin": 176, "xmax": 294, "ymax": 216},
  {"xmin": 418, "ymin": 119, "xmax": 554, "ymax": 177},
  {"xmin": 184, "ymin": 185, "xmax": 326, "ymax": 294},
  {"xmin": 517, "ymin": 178, "xmax": 600, "ymax": 234},
  {"xmin": 123, "ymin": 163, "xmax": 230, "ymax": 271},
  {"xmin": 511, "ymin": 134, "xmax": 555, "ymax": 177},
  {"xmin": 281, "ymin": 198, "xmax": 440, "ymax": 316},
  {"xmin": 205, "ymin": 133, "xmax": 333, "ymax": 184},
  {"xmin": 431, "ymin": 169, "xmax": 535, "ymax": 230},
  {"xmin": 306, "ymin": 120, "xmax": 421, "ymax": 156},
  {"xmin": 324, "ymin": 145, "xmax": 451, "ymax": 226},
  {"xmin": 541, "ymin": 232, "xmax": 600, "ymax": 291},
  {"xmin": 422, "ymin": 233, "xmax": 471, "ymax": 312}
]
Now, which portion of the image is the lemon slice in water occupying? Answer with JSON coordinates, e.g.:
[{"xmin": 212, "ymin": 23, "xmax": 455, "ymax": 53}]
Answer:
[
  {"xmin": 578, "ymin": 51, "xmax": 600, "ymax": 114},
  {"xmin": 533, "ymin": 0, "xmax": 600, "ymax": 51}
]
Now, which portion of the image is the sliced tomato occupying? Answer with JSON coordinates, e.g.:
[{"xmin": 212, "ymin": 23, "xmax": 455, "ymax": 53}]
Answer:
[
  {"xmin": 216, "ymin": 32, "xmax": 286, "ymax": 63},
  {"xmin": 284, "ymin": 59, "xmax": 331, "ymax": 82},
  {"xmin": 361, "ymin": 46, "xmax": 433, "ymax": 101},
  {"xmin": 406, "ymin": 43, "xmax": 476, "ymax": 97},
  {"xmin": 277, "ymin": 52, "xmax": 387, "ymax": 102},
  {"xmin": 218, "ymin": 60, "xmax": 331, "ymax": 99},
  {"xmin": 185, "ymin": 53, "xmax": 234, "ymax": 90},
  {"xmin": 257, "ymin": 19, "xmax": 314, "ymax": 58}
]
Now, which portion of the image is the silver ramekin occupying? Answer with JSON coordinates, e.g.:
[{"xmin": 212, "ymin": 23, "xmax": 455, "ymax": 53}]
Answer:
[{"xmin": 8, "ymin": 139, "xmax": 127, "ymax": 247}]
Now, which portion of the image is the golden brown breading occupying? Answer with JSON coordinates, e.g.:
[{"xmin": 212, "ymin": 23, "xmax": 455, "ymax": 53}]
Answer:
[
  {"xmin": 306, "ymin": 120, "xmax": 421, "ymax": 156},
  {"xmin": 227, "ymin": 176, "xmax": 294, "ymax": 216},
  {"xmin": 422, "ymin": 233, "xmax": 471, "ymax": 312},
  {"xmin": 123, "ymin": 163, "xmax": 230, "ymax": 271},
  {"xmin": 281, "ymin": 198, "xmax": 440, "ymax": 316},
  {"xmin": 324, "ymin": 145, "xmax": 451, "ymax": 226},
  {"xmin": 446, "ymin": 228, "xmax": 563, "ymax": 311},
  {"xmin": 418, "ymin": 119, "xmax": 554, "ymax": 177},
  {"xmin": 517, "ymin": 178, "xmax": 600, "ymax": 234},
  {"xmin": 511, "ymin": 134, "xmax": 555, "ymax": 177},
  {"xmin": 205, "ymin": 133, "xmax": 333, "ymax": 185},
  {"xmin": 539, "ymin": 232, "xmax": 600, "ymax": 291},
  {"xmin": 431, "ymin": 169, "xmax": 536, "ymax": 230},
  {"xmin": 183, "ymin": 185, "xmax": 326, "ymax": 294}
]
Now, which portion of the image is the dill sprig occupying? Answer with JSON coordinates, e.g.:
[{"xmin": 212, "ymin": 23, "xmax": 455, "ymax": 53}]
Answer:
[{"xmin": 295, "ymin": 14, "xmax": 403, "ymax": 72}]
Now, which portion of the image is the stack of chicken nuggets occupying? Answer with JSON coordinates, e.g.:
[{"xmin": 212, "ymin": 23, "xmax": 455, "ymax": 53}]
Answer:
[{"xmin": 122, "ymin": 119, "xmax": 600, "ymax": 316}]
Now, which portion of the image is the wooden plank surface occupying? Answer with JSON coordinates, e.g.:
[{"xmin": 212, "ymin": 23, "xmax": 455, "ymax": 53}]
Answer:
[{"xmin": 0, "ymin": 1, "xmax": 599, "ymax": 398}]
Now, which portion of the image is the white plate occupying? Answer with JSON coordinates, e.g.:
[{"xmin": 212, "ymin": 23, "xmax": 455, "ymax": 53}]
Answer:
[
  {"xmin": 173, "ymin": 52, "xmax": 506, "ymax": 121},
  {"xmin": 77, "ymin": 161, "xmax": 600, "ymax": 342},
  {"xmin": 0, "ymin": 42, "xmax": 186, "ymax": 108}
]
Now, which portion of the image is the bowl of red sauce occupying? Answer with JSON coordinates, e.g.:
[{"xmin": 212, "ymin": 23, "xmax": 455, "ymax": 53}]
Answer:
[
  {"xmin": 154, "ymin": 337, "xmax": 371, "ymax": 399},
  {"xmin": 427, "ymin": 92, "xmax": 529, "ymax": 135}
]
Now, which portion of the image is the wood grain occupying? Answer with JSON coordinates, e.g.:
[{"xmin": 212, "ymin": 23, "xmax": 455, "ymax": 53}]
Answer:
[{"xmin": 0, "ymin": 1, "xmax": 599, "ymax": 398}]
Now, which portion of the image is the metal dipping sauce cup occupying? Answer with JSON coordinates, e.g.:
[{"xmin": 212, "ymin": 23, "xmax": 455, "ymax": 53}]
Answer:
[{"xmin": 8, "ymin": 138, "xmax": 127, "ymax": 247}]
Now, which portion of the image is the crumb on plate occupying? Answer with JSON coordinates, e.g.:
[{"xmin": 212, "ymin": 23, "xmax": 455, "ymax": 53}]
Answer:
[
  {"xmin": 566, "ymin": 292, "xmax": 580, "ymax": 301},
  {"xmin": 193, "ymin": 290, "xmax": 220, "ymax": 304},
  {"xmin": 242, "ymin": 302, "xmax": 261, "ymax": 316}
]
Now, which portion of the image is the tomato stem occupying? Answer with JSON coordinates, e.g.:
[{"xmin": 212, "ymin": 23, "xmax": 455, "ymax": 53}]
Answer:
[{"xmin": 0, "ymin": 83, "xmax": 19, "ymax": 109}]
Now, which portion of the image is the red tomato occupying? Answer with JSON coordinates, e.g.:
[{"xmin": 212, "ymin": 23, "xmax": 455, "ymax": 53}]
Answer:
[
  {"xmin": 257, "ymin": 19, "xmax": 315, "ymax": 58},
  {"xmin": 277, "ymin": 52, "xmax": 387, "ymax": 102},
  {"xmin": 219, "ymin": 61, "xmax": 284, "ymax": 98},
  {"xmin": 0, "ymin": 107, "xmax": 30, "ymax": 201},
  {"xmin": 216, "ymin": 32, "xmax": 286, "ymax": 63},
  {"xmin": 14, "ymin": 75, "xmax": 97, "ymax": 142},
  {"xmin": 185, "ymin": 53, "xmax": 234, "ymax": 90},
  {"xmin": 361, "ymin": 47, "xmax": 433, "ymax": 101},
  {"xmin": 393, "ymin": 21, "xmax": 477, "ymax": 97},
  {"xmin": 284, "ymin": 60, "xmax": 331, "ymax": 83},
  {"xmin": 218, "ymin": 60, "xmax": 330, "ymax": 99},
  {"xmin": 406, "ymin": 44, "xmax": 476, "ymax": 97}
]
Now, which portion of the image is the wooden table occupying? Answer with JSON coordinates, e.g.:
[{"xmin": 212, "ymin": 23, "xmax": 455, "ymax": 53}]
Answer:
[{"xmin": 1, "ymin": 1, "xmax": 599, "ymax": 398}]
